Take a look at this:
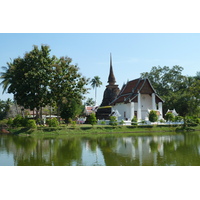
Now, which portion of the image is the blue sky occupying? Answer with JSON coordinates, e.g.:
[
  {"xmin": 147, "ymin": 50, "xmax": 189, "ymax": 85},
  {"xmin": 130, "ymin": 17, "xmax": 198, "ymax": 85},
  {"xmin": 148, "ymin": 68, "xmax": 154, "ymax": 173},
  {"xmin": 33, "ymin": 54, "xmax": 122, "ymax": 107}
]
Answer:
[{"xmin": 1, "ymin": 33, "xmax": 200, "ymax": 104}]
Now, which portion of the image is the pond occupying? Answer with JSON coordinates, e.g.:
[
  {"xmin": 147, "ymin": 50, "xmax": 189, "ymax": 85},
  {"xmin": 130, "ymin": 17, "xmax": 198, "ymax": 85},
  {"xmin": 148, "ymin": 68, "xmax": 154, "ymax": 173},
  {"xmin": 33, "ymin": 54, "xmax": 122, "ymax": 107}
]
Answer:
[{"xmin": 1, "ymin": 132, "xmax": 200, "ymax": 166}]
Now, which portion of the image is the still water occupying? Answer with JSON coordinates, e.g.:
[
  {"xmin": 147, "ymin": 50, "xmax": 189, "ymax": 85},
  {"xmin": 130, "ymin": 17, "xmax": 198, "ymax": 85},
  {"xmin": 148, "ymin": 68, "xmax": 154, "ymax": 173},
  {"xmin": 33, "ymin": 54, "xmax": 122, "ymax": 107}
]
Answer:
[{"xmin": 1, "ymin": 132, "xmax": 200, "ymax": 166}]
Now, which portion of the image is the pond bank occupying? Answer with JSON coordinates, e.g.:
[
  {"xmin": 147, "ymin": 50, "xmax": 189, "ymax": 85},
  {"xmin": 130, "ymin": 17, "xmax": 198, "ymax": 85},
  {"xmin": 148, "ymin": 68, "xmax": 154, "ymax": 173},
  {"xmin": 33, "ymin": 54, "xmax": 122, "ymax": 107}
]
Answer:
[{"xmin": 7, "ymin": 124, "xmax": 200, "ymax": 137}]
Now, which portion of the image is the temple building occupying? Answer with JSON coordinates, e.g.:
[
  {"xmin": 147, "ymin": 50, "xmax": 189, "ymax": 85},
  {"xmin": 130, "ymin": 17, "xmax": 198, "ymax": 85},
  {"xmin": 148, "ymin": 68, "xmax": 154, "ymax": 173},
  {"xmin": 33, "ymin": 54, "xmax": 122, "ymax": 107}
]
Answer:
[
  {"xmin": 96, "ymin": 54, "xmax": 120, "ymax": 120},
  {"xmin": 96, "ymin": 55, "xmax": 164, "ymax": 122},
  {"xmin": 110, "ymin": 78, "xmax": 164, "ymax": 121}
]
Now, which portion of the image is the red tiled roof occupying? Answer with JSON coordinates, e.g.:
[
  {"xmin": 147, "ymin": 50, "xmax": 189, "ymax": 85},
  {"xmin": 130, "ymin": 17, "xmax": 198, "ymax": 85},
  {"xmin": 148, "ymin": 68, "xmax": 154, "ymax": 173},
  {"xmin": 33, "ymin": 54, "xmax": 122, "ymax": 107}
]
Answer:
[{"xmin": 110, "ymin": 78, "xmax": 163, "ymax": 105}]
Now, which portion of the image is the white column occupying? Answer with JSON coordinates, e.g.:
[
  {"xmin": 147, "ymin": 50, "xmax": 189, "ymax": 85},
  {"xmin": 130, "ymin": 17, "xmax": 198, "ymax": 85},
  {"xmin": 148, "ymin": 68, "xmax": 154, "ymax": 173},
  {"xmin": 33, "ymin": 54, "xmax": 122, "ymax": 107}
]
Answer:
[
  {"xmin": 137, "ymin": 92, "xmax": 141, "ymax": 121},
  {"xmin": 158, "ymin": 102, "xmax": 163, "ymax": 118},
  {"xmin": 129, "ymin": 102, "xmax": 134, "ymax": 120},
  {"xmin": 152, "ymin": 93, "xmax": 156, "ymax": 110}
]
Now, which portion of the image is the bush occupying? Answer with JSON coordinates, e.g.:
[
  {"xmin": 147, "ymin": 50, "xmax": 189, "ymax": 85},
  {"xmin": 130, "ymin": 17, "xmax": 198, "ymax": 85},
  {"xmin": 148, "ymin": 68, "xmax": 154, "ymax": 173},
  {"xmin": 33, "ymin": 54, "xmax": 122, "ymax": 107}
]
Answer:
[
  {"xmin": 131, "ymin": 116, "xmax": 138, "ymax": 126},
  {"xmin": 119, "ymin": 120, "xmax": 125, "ymax": 125},
  {"xmin": 46, "ymin": 118, "xmax": 59, "ymax": 127},
  {"xmin": 0, "ymin": 119, "xmax": 9, "ymax": 127},
  {"xmin": 26, "ymin": 119, "xmax": 37, "ymax": 128},
  {"xmin": 159, "ymin": 119, "xmax": 165, "ymax": 123},
  {"xmin": 12, "ymin": 115, "xmax": 24, "ymax": 127},
  {"xmin": 109, "ymin": 116, "xmax": 118, "ymax": 126},
  {"xmin": 6, "ymin": 118, "xmax": 13, "ymax": 126},
  {"xmin": 100, "ymin": 120, "xmax": 106, "ymax": 125},
  {"xmin": 71, "ymin": 121, "xmax": 76, "ymax": 128},
  {"xmin": 165, "ymin": 112, "xmax": 175, "ymax": 122},
  {"xmin": 149, "ymin": 110, "xmax": 158, "ymax": 122},
  {"xmin": 68, "ymin": 118, "xmax": 73, "ymax": 125},
  {"xmin": 184, "ymin": 116, "xmax": 200, "ymax": 127},
  {"xmin": 174, "ymin": 116, "xmax": 183, "ymax": 122},
  {"xmin": 87, "ymin": 113, "xmax": 97, "ymax": 126}
]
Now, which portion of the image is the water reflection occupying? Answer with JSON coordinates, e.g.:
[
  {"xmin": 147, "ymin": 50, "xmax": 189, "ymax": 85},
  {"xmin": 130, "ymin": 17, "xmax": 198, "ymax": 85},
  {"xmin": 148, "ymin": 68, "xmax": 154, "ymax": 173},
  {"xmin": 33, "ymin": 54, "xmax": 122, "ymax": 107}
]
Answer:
[{"xmin": 0, "ymin": 132, "xmax": 200, "ymax": 166}]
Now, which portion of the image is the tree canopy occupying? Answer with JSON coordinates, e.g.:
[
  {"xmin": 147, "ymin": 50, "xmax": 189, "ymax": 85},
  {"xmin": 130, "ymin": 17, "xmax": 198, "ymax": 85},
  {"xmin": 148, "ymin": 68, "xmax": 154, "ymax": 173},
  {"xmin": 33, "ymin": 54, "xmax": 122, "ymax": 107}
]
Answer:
[
  {"xmin": 0, "ymin": 45, "xmax": 89, "ymax": 120},
  {"xmin": 141, "ymin": 66, "xmax": 200, "ymax": 117}
]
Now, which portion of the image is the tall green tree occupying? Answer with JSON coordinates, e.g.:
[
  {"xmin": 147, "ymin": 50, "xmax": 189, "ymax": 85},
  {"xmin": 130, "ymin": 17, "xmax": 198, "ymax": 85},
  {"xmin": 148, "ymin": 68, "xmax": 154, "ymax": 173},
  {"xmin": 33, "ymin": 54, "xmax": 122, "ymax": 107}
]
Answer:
[
  {"xmin": 50, "ymin": 56, "xmax": 89, "ymax": 119},
  {"xmin": 141, "ymin": 65, "xmax": 200, "ymax": 117},
  {"xmin": 141, "ymin": 65, "xmax": 185, "ymax": 96},
  {"xmin": 90, "ymin": 76, "xmax": 102, "ymax": 106},
  {"xmin": 60, "ymin": 98, "xmax": 84, "ymax": 123},
  {"xmin": 0, "ymin": 45, "xmax": 55, "ymax": 118},
  {"xmin": 0, "ymin": 45, "xmax": 89, "ymax": 120}
]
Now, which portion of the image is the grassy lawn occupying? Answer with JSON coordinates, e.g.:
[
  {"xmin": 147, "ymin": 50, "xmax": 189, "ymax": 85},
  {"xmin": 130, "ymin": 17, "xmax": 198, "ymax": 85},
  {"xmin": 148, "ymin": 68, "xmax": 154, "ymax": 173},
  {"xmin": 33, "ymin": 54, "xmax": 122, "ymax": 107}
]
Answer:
[{"xmin": 7, "ymin": 124, "xmax": 200, "ymax": 137}]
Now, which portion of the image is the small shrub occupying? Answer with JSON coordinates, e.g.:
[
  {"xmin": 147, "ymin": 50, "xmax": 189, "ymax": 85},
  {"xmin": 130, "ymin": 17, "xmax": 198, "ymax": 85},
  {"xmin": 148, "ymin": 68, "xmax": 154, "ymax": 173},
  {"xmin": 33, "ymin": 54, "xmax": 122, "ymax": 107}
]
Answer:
[
  {"xmin": 46, "ymin": 118, "xmax": 59, "ymax": 127},
  {"xmin": 119, "ymin": 120, "xmax": 125, "ymax": 125},
  {"xmin": 26, "ymin": 119, "xmax": 37, "ymax": 128},
  {"xmin": 131, "ymin": 116, "xmax": 138, "ymax": 126},
  {"xmin": 7, "ymin": 118, "xmax": 13, "ymax": 127},
  {"xmin": 87, "ymin": 113, "xmax": 97, "ymax": 126},
  {"xmin": 174, "ymin": 116, "xmax": 183, "ymax": 122},
  {"xmin": 0, "ymin": 119, "xmax": 8, "ymax": 127},
  {"xmin": 71, "ymin": 121, "xmax": 76, "ymax": 128},
  {"xmin": 184, "ymin": 116, "xmax": 200, "ymax": 127},
  {"xmin": 13, "ymin": 115, "xmax": 24, "ymax": 127},
  {"xmin": 66, "ymin": 118, "xmax": 73, "ymax": 125},
  {"xmin": 21, "ymin": 117, "xmax": 29, "ymax": 127},
  {"xmin": 100, "ymin": 121, "xmax": 106, "ymax": 125},
  {"xmin": 109, "ymin": 116, "xmax": 118, "ymax": 126},
  {"xmin": 149, "ymin": 110, "xmax": 158, "ymax": 122},
  {"xmin": 159, "ymin": 119, "xmax": 165, "ymax": 123},
  {"xmin": 165, "ymin": 112, "xmax": 175, "ymax": 122}
]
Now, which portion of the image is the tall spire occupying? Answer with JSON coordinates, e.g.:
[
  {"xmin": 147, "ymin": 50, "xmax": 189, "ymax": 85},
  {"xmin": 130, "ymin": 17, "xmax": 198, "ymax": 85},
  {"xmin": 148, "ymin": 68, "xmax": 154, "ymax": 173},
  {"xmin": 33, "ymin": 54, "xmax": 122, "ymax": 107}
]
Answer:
[{"xmin": 108, "ymin": 53, "xmax": 116, "ymax": 85}]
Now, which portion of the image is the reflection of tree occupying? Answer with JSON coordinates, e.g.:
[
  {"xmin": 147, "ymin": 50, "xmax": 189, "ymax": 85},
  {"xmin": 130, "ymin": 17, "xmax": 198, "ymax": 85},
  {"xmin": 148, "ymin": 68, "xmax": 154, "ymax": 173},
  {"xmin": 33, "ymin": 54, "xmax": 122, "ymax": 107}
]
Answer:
[
  {"xmin": 1, "ymin": 133, "xmax": 200, "ymax": 166},
  {"xmin": 83, "ymin": 137, "xmax": 98, "ymax": 153},
  {"xmin": 1, "ymin": 135, "xmax": 83, "ymax": 166},
  {"xmin": 149, "ymin": 141, "xmax": 159, "ymax": 153},
  {"xmin": 162, "ymin": 134, "xmax": 200, "ymax": 166},
  {"xmin": 53, "ymin": 138, "xmax": 82, "ymax": 166}
]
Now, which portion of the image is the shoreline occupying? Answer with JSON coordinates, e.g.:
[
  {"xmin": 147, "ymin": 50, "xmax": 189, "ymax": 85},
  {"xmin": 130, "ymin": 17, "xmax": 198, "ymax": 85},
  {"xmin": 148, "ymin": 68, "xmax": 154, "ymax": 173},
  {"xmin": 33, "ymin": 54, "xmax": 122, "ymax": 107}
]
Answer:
[{"xmin": 4, "ymin": 124, "xmax": 200, "ymax": 137}]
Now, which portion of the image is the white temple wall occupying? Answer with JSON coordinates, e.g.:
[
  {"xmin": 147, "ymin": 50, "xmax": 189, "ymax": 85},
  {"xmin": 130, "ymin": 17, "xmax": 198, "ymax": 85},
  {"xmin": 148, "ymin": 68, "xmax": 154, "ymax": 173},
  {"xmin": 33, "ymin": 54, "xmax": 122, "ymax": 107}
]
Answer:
[{"xmin": 112, "ymin": 93, "xmax": 162, "ymax": 121}]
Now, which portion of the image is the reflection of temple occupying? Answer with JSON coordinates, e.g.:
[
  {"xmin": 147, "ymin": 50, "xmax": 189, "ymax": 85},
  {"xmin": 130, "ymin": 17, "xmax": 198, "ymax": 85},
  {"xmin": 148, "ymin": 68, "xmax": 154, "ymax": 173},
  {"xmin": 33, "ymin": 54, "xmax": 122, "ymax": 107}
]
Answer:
[
  {"xmin": 98, "ymin": 135, "xmax": 185, "ymax": 166},
  {"xmin": 96, "ymin": 54, "xmax": 120, "ymax": 120}
]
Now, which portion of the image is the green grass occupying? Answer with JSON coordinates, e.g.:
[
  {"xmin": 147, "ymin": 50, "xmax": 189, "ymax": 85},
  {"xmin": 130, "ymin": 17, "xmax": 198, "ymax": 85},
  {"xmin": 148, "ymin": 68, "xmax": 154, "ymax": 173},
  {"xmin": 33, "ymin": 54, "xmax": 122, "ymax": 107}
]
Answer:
[{"xmin": 7, "ymin": 124, "xmax": 200, "ymax": 137}]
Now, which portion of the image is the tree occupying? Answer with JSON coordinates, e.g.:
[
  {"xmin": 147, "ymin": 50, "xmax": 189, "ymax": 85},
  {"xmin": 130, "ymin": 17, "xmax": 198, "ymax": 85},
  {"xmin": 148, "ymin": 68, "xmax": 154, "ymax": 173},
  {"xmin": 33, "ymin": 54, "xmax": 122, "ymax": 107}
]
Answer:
[
  {"xmin": 0, "ymin": 45, "xmax": 89, "ymax": 121},
  {"xmin": 85, "ymin": 98, "xmax": 95, "ymax": 106},
  {"xmin": 0, "ymin": 65, "xmax": 13, "ymax": 94},
  {"xmin": 90, "ymin": 76, "xmax": 102, "ymax": 106},
  {"xmin": 141, "ymin": 65, "xmax": 185, "ymax": 96},
  {"xmin": 0, "ymin": 45, "xmax": 55, "ymax": 119},
  {"xmin": 0, "ymin": 99, "xmax": 11, "ymax": 120},
  {"xmin": 60, "ymin": 99, "xmax": 84, "ymax": 123},
  {"xmin": 50, "ymin": 56, "xmax": 89, "ymax": 120},
  {"xmin": 140, "ymin": 65, "xmax": 200, "ymax": 116}
]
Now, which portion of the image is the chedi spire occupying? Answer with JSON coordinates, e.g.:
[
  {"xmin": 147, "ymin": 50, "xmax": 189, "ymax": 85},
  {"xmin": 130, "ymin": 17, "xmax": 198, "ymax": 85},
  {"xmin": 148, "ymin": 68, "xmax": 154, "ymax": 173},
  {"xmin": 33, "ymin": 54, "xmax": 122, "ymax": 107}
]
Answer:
[{"xmin": 108, "ymin": 53, "xmax": 116, "ymax": 85}]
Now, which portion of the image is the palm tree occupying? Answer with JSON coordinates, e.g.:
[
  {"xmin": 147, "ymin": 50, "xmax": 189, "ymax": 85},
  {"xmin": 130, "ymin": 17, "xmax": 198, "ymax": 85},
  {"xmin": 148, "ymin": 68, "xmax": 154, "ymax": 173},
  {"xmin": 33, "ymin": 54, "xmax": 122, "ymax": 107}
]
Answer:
[
  {"xmin": 0, "ymin": 63, "xmax": 19, "ymax": 115},
  {"xmin": 90, "ymin": 76, "xmax": 102, "ymax": 106},
  {"xmin": 85, "ymin": 98, "xmax": 95, "ymax": 106},
  {"xmin": 0, "ymin": 65, "xmax": 12, "ymax": 94}
]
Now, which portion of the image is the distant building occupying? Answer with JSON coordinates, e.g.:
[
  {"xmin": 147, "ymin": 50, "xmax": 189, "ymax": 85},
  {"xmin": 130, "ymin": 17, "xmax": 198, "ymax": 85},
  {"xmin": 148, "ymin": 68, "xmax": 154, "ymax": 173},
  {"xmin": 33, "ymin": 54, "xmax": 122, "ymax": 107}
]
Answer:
[{"xmin": 84, "ymin": 106, "xmax": 97, "ymax": 116}]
